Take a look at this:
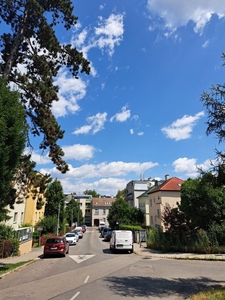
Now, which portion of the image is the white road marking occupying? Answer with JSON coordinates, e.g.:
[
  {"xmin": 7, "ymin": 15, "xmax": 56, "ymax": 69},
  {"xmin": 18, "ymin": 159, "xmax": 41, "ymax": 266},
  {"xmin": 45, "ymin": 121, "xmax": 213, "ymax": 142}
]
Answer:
[
  {"xmin": 70, "ymin": 292, "xmax": 80, "ymax": 300},
  {"xmin": 84, "ymin": 275, "xmax": 89, "ymax": 283},
  {"xmin": 69, "ymin": 255, "xmax": 95, "ymax": 263}
]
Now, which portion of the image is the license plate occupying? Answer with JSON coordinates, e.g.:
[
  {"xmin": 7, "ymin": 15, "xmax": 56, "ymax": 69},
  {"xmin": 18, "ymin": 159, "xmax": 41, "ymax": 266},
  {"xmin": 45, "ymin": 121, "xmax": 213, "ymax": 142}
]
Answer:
[
  {"xmin": 117, "ymin": 244, "xmax": 123, "ymax": 247},
  {"xmin": 51, "ymin": 247, "xmax": 57, "ymax": 250}
]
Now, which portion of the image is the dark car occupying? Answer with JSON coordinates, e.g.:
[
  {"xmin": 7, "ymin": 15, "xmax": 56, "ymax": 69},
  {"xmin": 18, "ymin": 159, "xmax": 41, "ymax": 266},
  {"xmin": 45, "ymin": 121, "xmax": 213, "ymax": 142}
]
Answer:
[
  {"xmin": 43, "ymin": 236, "xmax": 69, "ymax": 258},
  {"xmin": 103, "ymin": 230, "xmax": 112, "ymax": 241},
  {"xmin": 101, "ymin": 227, "xmax": 111, "ymax": 238}
]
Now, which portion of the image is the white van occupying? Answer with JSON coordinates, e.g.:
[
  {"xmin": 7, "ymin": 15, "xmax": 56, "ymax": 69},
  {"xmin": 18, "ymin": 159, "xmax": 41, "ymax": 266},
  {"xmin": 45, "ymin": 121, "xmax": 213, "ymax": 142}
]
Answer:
[
  {"xmin": 98, "ymin": 221, "xmax": 105, "ymax": 232},
  {"xmin": 110, "ymin": 230, "xmax": 133, "ymax": 253}
]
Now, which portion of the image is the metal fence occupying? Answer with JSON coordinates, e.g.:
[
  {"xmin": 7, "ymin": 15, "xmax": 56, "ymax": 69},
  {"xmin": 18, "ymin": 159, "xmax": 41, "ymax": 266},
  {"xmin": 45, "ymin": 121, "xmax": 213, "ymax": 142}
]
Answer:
[{"xmin": 14, "ymin": 227, "xmax": 33, "ymax": 243}]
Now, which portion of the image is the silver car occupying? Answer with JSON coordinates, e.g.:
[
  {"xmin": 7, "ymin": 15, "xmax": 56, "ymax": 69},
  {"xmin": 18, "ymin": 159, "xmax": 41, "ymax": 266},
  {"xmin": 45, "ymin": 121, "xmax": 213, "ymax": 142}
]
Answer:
[
  {"xmin": 64, "ymin": 233, "xmax": 78, "ymax": 245},
  {"xmin": 73, "ymin": 227, "xmax": 83, "ymax": 239}
]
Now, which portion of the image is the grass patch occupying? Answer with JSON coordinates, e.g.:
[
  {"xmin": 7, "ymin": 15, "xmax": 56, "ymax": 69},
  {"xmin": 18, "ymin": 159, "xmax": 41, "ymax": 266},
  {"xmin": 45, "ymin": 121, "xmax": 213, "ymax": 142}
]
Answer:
[
  {"xmin": 190, "ymin": 286, "xmax": 225, "ymax": 300},
  {"xmin": 0, "ymin": 260, "xmax": 33, "ymax": 276}
]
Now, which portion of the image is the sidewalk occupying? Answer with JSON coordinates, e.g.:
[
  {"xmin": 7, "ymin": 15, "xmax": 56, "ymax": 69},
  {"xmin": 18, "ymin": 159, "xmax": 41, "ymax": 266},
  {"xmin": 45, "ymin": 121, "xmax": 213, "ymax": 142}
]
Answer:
[
  {"xmin": 134, "ymin": 242, "xmax": 225, "ymax": 260},
  {"xmin": 1, "ymin": 243, "xmax": 225, "ymax": 266}
]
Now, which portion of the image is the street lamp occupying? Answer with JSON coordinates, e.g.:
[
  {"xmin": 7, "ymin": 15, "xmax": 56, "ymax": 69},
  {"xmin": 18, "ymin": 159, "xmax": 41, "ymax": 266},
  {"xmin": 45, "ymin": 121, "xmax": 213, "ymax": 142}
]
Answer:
[{"xmin": 56, "ymin": 200, "xmax": 61, "ymax": 236}]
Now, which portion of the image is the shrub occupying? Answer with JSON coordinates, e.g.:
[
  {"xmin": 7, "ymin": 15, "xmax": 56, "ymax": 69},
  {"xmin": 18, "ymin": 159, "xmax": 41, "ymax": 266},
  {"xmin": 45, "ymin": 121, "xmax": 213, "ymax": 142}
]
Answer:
[{"xmin": 0, "ymin": 224, "xmax": 14, "ymax": 241}]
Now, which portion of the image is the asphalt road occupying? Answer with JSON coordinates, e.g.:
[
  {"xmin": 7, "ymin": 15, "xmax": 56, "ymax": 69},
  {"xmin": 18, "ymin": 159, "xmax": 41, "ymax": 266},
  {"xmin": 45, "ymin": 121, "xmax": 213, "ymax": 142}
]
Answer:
[{"xmin": 0, "ymin": 228, "xmax": 224, "ymax": 300}]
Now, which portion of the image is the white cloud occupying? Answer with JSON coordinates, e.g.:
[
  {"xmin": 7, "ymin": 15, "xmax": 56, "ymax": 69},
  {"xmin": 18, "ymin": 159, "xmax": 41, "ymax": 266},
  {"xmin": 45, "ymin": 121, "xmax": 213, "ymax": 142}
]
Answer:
[
  {"xmin": 161, "ymin": 111, "xmax": 204, "ymax": 141},
  {"xmin": 62, "ymin": 144, "xmax": 97, "ymax": 161},
  {"xmin": 73, "ymin": 112, "xmax": 107, "ymax": 135},
  {"xmin": 52, "ymin": 70, "xmax": 87, "ymax": 117},
  {"xmin": 95, "ymin": 14, "xmax": 124, "ymax": 56},
  {"xmin": 71, "ymin": 13, "xmax": 124, "ymax": 59},
  {"xmin": 24, "ymin": 148, "xmax": 50, "ymax": 165},
  {"xmin": 40, "ymin": 160, "xmax": 159, "ymax": 181},
  {"xmin": 147, "ymin": 0, "xmax": 225, "ymax": 35},
  {"xmin": 130, "ymin": 129, "xmax": 134, "ymax": 134},
  {"xmin": 172, "ymin": 157, "xmax": 213, "ymax": 177},
  {"xmin": 138, "ymin": 132, "xmax": 144, "ymax": 136},
  {"xmin": 202, "ymin": 40, "xmax": 209, "ymax": 48},
  {"xmin": 110, "ymin": 106, "xmax": 131, "ymax": 122}
]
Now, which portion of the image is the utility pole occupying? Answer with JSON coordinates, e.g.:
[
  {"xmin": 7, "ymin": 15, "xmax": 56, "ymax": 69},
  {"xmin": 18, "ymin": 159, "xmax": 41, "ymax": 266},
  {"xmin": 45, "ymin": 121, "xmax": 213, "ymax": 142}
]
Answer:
[{"xmin": 57, "ymin": 200, "xmax": 61, "ymax": 236}]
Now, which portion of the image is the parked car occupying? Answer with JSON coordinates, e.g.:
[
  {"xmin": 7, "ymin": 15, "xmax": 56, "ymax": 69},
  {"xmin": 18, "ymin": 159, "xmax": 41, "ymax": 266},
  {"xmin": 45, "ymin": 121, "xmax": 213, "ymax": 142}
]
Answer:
[
  {"xmin": 98, "ymin": 221, "xmax": 105, "ymax": 232},
  {"xmin": 101, "ymin": 227, "xmax": 111, "ymax": 238},
  {"xmin": 103, "ymin": 230, "xmax": 112, "ymax": 241},
  {"xmin": 43, "ymin": 236, "xmax": 69, "ymax": 257},
  {"xmin": 64, "ymin": 233, "xmax": 78, "ymax": 245},
  {"xmin": 81, "ymin": 225, "xmax": 86, "ymax": 233},
  {"xmin": 110, "ymin": 230, "xmax": 133, "ymax": 253},
  {"xmin": 73, "ymin": 227, "xmax": 83, "ymax": 239}
]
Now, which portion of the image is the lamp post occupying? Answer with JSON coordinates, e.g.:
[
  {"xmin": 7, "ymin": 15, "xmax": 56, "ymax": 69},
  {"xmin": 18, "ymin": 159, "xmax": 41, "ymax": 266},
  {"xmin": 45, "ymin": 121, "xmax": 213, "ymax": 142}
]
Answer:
[{"xmin": 57, "ymin": 200, "xmax": 61, "ymax": 236}]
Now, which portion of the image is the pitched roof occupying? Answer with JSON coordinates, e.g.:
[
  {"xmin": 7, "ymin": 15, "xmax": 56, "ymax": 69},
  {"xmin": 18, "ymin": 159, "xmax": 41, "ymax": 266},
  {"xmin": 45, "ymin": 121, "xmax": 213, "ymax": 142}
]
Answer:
[
  {"xmin": 147, "ymin": 177, "xmax": 184, "ymax": 194},
  {"xmin": 92, "ymin": 197, "xmax": 116, "ymax": 207}
]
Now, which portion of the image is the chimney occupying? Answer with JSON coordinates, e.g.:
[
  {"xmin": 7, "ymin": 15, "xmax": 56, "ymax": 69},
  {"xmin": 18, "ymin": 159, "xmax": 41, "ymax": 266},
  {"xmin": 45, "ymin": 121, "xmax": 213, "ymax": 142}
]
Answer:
[{"xmin": 165, "ymin": 174, "xmax": 169, "ymax": 180}]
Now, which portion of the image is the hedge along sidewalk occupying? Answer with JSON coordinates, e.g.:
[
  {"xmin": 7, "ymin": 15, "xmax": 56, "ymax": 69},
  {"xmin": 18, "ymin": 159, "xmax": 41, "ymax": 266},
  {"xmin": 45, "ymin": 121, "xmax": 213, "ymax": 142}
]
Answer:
[{"xmin": 0, "ymin": 246, "xmax": 43, "ymax": 265}]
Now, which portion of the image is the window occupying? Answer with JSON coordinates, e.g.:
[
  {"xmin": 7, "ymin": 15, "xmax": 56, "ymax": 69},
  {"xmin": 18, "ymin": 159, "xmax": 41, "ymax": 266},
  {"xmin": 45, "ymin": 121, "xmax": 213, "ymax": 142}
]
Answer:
[
  {"xmin": 20, "ymin": 212, "xmax": 24, "ymax": 223},
  {"xmin": 150, "ymin": 216, "xmax": 153, "ymax": 225},
  {"xmin": 150, "ymin": 199, "xmax": 152, "ymax": 207},
  {"xmin": 157, "ymin": 209, "xmax": 160, "ymax": 218},
  {"xmin": 103, "ymin": 209, "xmax": 106, "ymax": 215},
  {"xmin": 13, "ymin": 212, "xmax": 18, "ymax": 223},
  {"xmin": 94, "ymin": 209, "xmax": 99, "ymax": 215}
]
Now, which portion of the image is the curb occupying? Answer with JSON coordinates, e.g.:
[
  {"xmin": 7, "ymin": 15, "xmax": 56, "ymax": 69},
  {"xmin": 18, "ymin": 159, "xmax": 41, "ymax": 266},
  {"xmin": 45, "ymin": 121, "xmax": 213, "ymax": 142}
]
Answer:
[{"xmin": 0, "ymin": 259, "xmax": 39, "ymax": 279}]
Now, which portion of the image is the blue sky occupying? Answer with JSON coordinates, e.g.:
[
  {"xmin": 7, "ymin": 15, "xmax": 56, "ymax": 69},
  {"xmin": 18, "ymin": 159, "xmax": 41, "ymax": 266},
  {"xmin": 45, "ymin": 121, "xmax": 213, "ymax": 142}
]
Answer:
[{"xmin": 5, "ymin": 1, "xmax": 225, "ymax": 196}]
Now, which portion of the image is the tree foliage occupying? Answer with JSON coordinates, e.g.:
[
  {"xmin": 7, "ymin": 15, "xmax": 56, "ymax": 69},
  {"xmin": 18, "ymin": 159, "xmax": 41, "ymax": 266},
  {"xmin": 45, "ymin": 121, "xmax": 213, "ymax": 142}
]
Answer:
[
  {"xmin": 180, "ymin": 172, "xmax": 225, "ymax": 232},
  {"xmin": 162, "ymin": 203, "xmax": 192, "ymax": 233},
  {"xmin": 83, "ymin": 189, "xmax": 100, "ymax": 198},
  {"xmin": 37, "ymin": 215, "xmax": 58, "ymax": 234},
  {"xmin": 0, "ymin": 0, "xmax": 90, "ymax": 172},
  {"xmin": 65, "ymin": 198, "xmax": 83, "ymax": 226},
  {"xmin": 201, "ymin": 54, "xmax": 225, "ymax": 145},
  {"xmin": 44, "ymin": 179, "xmax": 65, "ymax": 227},
  {"xmin": 0, "ymin": 77, "xmax": 27, "ymax": 221},
  {"xmin": 115, "ymin": 188, "xmax": 126, "ymax": 200},
  {"xmin": 107, "ymin": 198, "xmax": 144, "ymax": 229}
]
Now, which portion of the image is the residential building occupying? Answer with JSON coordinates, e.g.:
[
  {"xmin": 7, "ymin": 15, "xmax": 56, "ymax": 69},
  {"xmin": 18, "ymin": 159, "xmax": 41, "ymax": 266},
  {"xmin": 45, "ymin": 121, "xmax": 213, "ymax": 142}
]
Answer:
[
  {"xmin": 147, "ymin": 176, "xmax": 184, "ymax": 230},
  {"xmin": 73, "ymin": 194, "xmax": 92, "ymax": 226},
  {"xmin": 5, "ymin": 196, "xmax": 26, "ymax": 230},
  {"xmin": 92, "ymin": 197, "xmax": 116, "ymax": 227},
  {"xmin": 23, "ymin": 184, "xmax": 46, "ymax": 226},
  {"xmin": 65, "ymin": 193, "xmax": 92, "ymax": 226},
  {"xmin": 125, "ymin": 178, "xmax": 163, "ymax": 208},
  {"xmin": 137, "ymin": 191, "xmax": 150, "ymax": 226}
]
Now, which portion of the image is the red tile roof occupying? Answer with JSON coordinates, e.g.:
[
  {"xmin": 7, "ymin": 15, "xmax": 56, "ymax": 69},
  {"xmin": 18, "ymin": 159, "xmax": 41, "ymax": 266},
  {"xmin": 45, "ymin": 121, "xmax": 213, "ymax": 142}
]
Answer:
[{"xmin": 148, "ymin": 177, "xmax": 184, "ymax": 194}]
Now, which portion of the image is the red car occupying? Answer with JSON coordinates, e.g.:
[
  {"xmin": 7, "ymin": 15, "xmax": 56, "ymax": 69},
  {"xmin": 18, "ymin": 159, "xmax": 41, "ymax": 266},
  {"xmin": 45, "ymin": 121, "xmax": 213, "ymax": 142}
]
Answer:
[
  {"xmin": 43, "ymin": 236, "xmax": 69, "ymax": 258},
  {"xmin": 81, "ymin": 225, "xmax": 86, "ymax": 233}
]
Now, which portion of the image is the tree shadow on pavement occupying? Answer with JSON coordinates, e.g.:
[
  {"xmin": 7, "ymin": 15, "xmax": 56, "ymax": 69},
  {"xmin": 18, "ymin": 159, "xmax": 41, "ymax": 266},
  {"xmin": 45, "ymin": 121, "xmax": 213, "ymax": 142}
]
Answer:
[{"xmin": 104, "ymin": 276, "xmax": 225, "ymax": 299}]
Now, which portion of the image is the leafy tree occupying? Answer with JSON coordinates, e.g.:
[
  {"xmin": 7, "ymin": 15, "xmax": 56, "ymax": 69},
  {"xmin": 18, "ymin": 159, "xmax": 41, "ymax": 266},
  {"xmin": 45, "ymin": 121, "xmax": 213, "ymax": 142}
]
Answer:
[
  {"xmin": 201, "ymin": 54, "xmax": 225, "ymax": 146},
  {"xmin": 0, "ymin": 77, "xmax": 27, "ymax": 221},
  {"xmin": 0, "ymin": 224, "xmax": 14, "ymax": 241},
  {"xmin": 115, "ymin": 188, "xmax": 126, "ymax": 200},
  {"xmin": 44, "ymin": 179, "xmax": 65, "ymax": 229},
  {"xmin": 37, "ymin": 215, "xmax": 58, "ymax": 234},
  {"xmin": 0, "ymin": 0, "xmax": 90, "ymax": 172},
  {"xmin": 161, "ymin": 203, "xmax": 191, "ymax": 233},
  {"xmin": 107, "ymin": 198, "xmax": 144, "ymax": 228},
  {"xmin": 83, "ymin": 189, "xmax": 100, "ymax": 198},
  {"xmin": 180, "ymin": 173, "xmax": 225, "ymax": 232},
  {"xmin": 65, "ymin": 198, "xmax": 83, "ymax": 226}
]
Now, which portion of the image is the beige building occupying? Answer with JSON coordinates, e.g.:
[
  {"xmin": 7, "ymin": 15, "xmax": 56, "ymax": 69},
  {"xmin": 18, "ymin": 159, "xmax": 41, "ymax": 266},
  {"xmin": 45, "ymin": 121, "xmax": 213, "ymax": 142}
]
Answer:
[
  {"xmin": 23, "ymin": 185, "xmax": 46, "ymax": 226},
  {"xmin": 5, "ymin": 198, "xmax": 26, "ymax": 230},
  {"xmin": 92, "ymin": 197, "xmax": 116, "ymax": 227},
  {"xmin": 147, "ymin": 176, "xmax": 184, "ymax": 230}
]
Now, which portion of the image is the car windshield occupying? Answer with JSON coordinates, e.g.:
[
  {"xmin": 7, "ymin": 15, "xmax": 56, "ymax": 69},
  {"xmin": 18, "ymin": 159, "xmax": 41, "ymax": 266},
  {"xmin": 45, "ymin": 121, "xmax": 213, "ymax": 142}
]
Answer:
[
  {"xmin": 66, "ymin": 234, "xmax": 75, "ymax": 237},
  {"xmin": 46, "ymin": 238, "xmax": 63, "ymax": 244}
]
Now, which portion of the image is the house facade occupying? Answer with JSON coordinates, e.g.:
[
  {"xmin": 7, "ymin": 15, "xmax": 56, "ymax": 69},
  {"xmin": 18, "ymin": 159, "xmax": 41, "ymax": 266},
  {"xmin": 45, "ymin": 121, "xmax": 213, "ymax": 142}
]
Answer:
[
  {"xmin": 147, "ymin": 176, "xmax": 184, "ymax": 230},
  {"xmin": 23, "ymin": 184, "xmax": 46, "ymax": 226},
  {"xmin": 92, "ymin": 197, "xmax": 116, "ymax": 227},
  {"xmin": 125, "ymin": 178, "xmax": 156, "ymax": 208}
]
